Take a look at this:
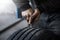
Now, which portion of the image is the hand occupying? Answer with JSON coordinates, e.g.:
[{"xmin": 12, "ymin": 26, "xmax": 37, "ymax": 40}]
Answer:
[
  {"xmin": 21, "ymin": 8, "xmax": 33, "ymax": 17},
  {"xmin": 21, "ymin": 8, "xmax": 33, "ymax": 23},
  {"xmin": 29, "ymin": 9, "xmax": 40, "ymax": 24},
  {"xmin": 21, "ymin": 8, "xmax": 40, "ymax": 24}
]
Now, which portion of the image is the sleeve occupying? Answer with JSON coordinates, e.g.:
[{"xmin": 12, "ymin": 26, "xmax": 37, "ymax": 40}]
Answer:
[
  {"xmin": 13, "ymin": 0, "xmax": 31, "ymax": 12},
  {"xmin": 29, "ymin": 0, "xmax": 37, "ymax": 9},
  {"xmin": 29, "ymin": 0, "xmax": 45, "ymax": 13}
]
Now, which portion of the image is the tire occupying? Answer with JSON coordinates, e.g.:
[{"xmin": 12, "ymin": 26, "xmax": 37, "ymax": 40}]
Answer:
[
  {"xmin": 7, "ymin": 27, "xmax": 55, "ymax": 40},
  {"xmin": 7, "ymin": 27, "xmax": 41, "ymax": 40}
]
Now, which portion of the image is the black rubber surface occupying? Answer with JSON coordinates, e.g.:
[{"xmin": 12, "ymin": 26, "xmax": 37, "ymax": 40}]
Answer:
[
  {"xmin": 8, "ymin": 27, "xmax": 29, "ymax": 40},
  {"xmin": 7, "ymin": 27, "xmax": 41, "ymax": 40},
  {"xmin": 7, "ymin": 27, "xmax": 55, "ymax": 40}
]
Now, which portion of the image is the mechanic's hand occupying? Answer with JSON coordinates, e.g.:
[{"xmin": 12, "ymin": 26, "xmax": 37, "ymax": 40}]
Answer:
[
  {"xmin": 22, "ymin": 8, "xmax": 40, "ymax": 24},
  {"xmin": 29, "ymin": 9, "xmax": 40, "ymax": 24},
  {"xmin": 21, "ymin": 8, "xmax": 33, "ymax": 24}
]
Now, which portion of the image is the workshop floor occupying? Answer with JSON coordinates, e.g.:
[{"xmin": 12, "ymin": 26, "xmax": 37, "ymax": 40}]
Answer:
[
  {"xmin": 0, "ymin": 14, "xmax": 17, "ymax": 31},
  {"xmin": 0, "ymin": 14, "xmax": 28, "ymax": 40},
  {"xmin": 0, "ymin": 20, "xmax": 28, "ymax": 40}
]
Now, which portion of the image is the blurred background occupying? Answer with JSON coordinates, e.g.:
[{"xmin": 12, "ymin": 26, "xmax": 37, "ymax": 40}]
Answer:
[
  {"xmin": 0, "ymin": 0, "xmax": 28, "ymax": 40},
  {"xmin": 0, "ymin": 0, "xmax": 16, "ymax": 15}
]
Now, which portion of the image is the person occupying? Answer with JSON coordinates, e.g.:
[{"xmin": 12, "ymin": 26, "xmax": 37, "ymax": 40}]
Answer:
[{"xmin": 13, "ymin": 0, "xmax": 60, "ymax": 40}]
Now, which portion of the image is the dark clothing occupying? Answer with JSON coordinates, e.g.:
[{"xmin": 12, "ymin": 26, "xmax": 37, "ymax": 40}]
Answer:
[
  {"xmin": 13, "ymin": 0, "xmax": 60, "ymax": 13},
  {"xmin": 32, "ymin": 13, "xmax": 60, "ymax": 36},
  {"xmin": 32, "ymin": 13, "xmax": 60, "ymax": 40},
  {"xmin": 33, "ymin": 0, "xmax": 60, "ymax": 13}
]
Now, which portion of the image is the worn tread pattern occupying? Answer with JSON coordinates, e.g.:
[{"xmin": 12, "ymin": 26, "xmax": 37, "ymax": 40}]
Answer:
[
  {"xmin": 7, "ymin": 27, "xmax": 41, "ymax": 40},
  {"xmin": 7, "ymin": 27, "xmax": 29, "ymax": 40},
  {"xmin": 7, "ymin": 27, "xmax": 55, "ymax": 40},
  {"xmin": 13, "ymin": 27, "xmax": 30, "ymax": 40}
]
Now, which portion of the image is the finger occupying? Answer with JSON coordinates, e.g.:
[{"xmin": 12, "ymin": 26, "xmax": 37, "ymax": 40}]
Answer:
[
  {"xmin": 28, "ymin": 13, "xmax": 34, "ymax": 24},
  {"xmin": 29, "ymin": 12, "xmax": 40, "ymax": 24},
  {"xmin": 26, "ymin": 15, "xmax": 29, "ymax": 22},
  {"xmin": 29, "ymin": 17, "xmax": 32, "ymax": 24},
  {"xmin": 28, "ymin": 12, "xmax": 34, "ymax": 24},
  {"xmin": 26, "ymin": 14, "xmax": 30, "ymax": 23},
  {"xmin": 29, "ymin": 15, "xmax": 34, "ymax": 24}
]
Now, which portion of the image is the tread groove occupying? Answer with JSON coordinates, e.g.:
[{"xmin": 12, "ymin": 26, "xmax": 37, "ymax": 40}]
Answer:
[
  {"xmin": 29, "ymin": 29, "xmax": 40, "ymax": 40},
  {"xmin": 19, "ymin": 28, "xmax": 35, "ymax": 40},
  {"xmin": 8, "ymin": 27, "xmax": 28, "ymax": 40},
  {"xmin": 13, "ymin": 27, "xmax": 31, "ymax": 40},
  {"xmin": 24, "ymin": 29, "xmax": 38, "ymax": 40}
]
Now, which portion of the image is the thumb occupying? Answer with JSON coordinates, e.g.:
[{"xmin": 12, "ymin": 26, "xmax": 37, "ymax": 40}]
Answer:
[
  {"xmin": 28, "ymin": 15, "xmax": 35, "ymax": 24},
  {"xmin": 29, "ymin": 16, "xmax": 32, "ymax": 24},
  {"xmin": 29, "ymin": 12, "xmax": 40, "ymax": 24}
]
